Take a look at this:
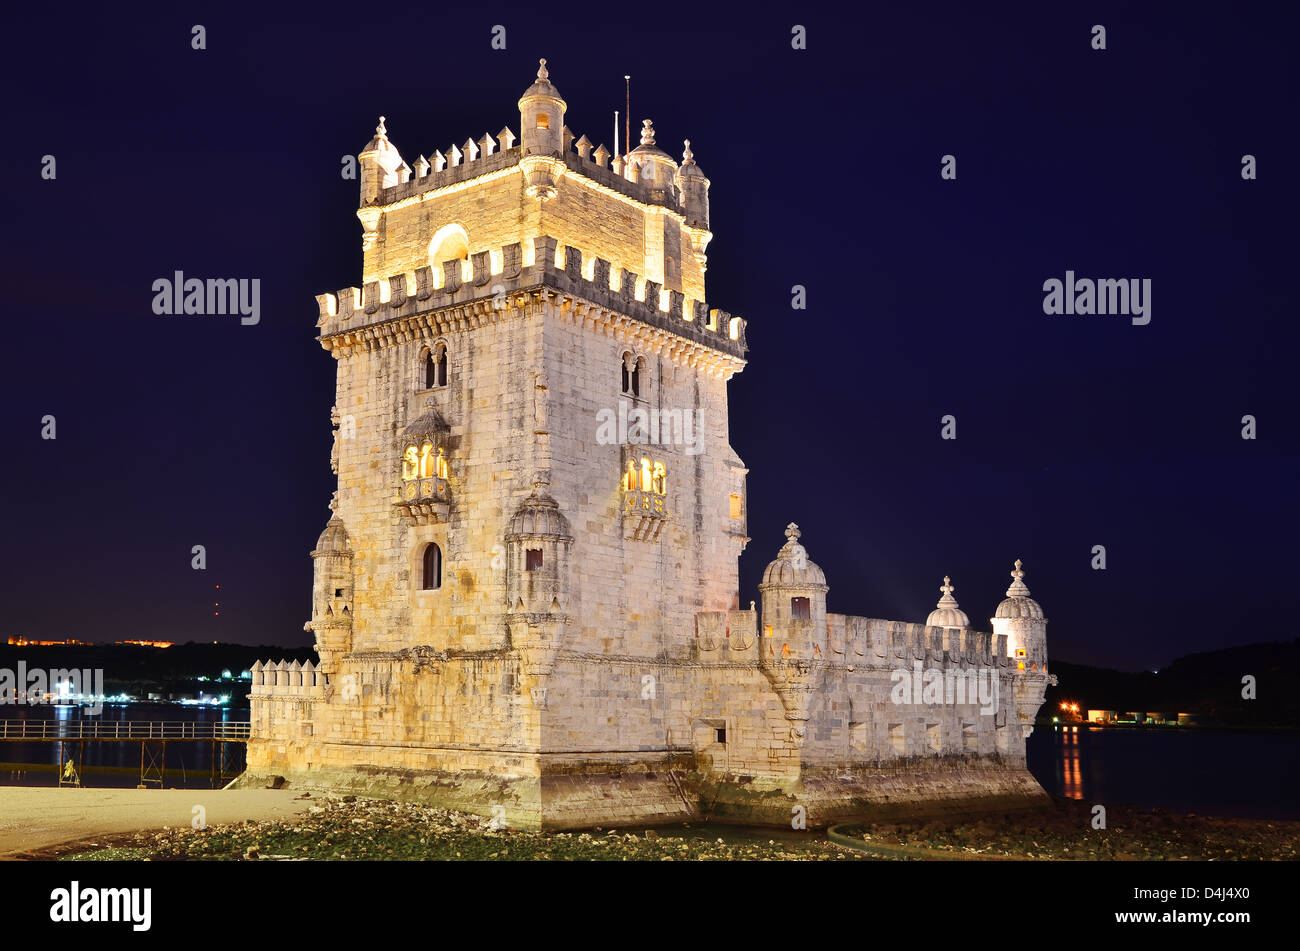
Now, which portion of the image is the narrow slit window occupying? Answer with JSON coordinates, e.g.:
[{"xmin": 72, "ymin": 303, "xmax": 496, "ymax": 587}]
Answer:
[{"xmin": 422, "ymin": 543, "xmax": 442, "ymax": 590}]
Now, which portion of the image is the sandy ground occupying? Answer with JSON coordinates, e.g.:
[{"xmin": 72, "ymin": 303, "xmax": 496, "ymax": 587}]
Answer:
[{"xmin": 0, "ymin": 786, "xmax": 312, "ymax": 857}]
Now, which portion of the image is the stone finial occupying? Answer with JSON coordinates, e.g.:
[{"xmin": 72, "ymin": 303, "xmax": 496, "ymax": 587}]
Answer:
[
  {"xmin": 463, "ymin": 138, "xmax": 479, "ymax": 162},
  {"xmin": 785, "ymin": 522, "xmax": 800, "ymax": 543},
  {"xmin": 940, "ymin": 576, "xmax": 954, "ymax": 597},
  {"xmin": 376, "ymin": 116, "xmax": 387, "ymax": 137},
  {"xmin": 447, "ymin": 143, "xmax": 463, "ymax": 167},
  {"xmin": 432, "ymin": 149, "xmax": 446, "ymax": 173},
  {"xmin": 640, "ymin": 118, "xmax": 655, "ymax": 146},
  {"xmin": 682, "ymin": 139, "xmax": 695, "ymax": 164},
  {"xmin": 497, "ymin": 126, "xmax": 517, "ymax": 150},
  {"xmin": 1005, "ymin": 559, "xmax": 1032, "ymax": 598},
  {"xmin": 414, "ymin": 154, "xmax": 430, "ymax": 177},
  {"xmin": 593, "ymin": 143, "xmax": 610, "ymax": 167},
  {"xmin": 479, "ymin": 132, "xmax": 496, "ymax": 156},
  {"xmin": 537, "ymin": 58, "xmax": 549, "ymax": 81},
  {"xmin": 575, "ymin": 135, "xmax": 593, "ymax": 159}
]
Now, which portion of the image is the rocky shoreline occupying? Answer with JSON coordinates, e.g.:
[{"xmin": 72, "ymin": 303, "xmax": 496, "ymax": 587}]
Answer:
[{"xmin": 47, "ymin": 795, "xmax": 1300, "ymax": 862}]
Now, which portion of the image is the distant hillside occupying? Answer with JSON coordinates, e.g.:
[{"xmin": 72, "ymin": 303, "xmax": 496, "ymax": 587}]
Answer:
[{"xmin": 1047, "ymin": 639, "xmax": 1300, "ymax": 728}]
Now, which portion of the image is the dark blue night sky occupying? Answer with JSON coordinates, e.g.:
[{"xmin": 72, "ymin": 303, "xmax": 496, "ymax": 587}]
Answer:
[{"xmin": 2, "ymin": 1, "xmax": 1295, "ymax": 671}]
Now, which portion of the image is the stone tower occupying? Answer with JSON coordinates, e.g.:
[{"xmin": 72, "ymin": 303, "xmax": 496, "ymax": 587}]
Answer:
[
  {"xmin": 246, "ymin": 60, "xmax": 753, "ymax": 827},
  {"xmin": 246, "ymin": 60, "xmax": 1053, "ymax": 830}
]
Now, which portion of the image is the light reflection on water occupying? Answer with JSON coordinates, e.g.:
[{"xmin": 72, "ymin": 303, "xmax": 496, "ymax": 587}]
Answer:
[
  {"xmin": 1028, "ymin": 724, "xmax": 1300, "ymax": 820},
  {"xmin": 0, "ymin": 703, "xmax": 247, "ymax": 788}
]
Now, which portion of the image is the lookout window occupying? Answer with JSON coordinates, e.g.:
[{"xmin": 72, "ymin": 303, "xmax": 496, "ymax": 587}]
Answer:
[
  {"xmin": 525, "ymin": 548, "xmax": 543, "ymax": 571},
  {"xmin": 790, "ymin": 597, "xmax": 811, "ymax": 620},
  {"xmin": 536, "ymin": 113, "xmax": 550, "ymax": 130},
  {"xmin": 620, "ymin": 352, "xmax": 643, "ymax": 398},
  {"xmin": 421, "ymin": 543, "xmax": 442, "ymax": 590},
  {"xmin": 714, "ymin": 727, "xmax": 727, "ymax": 744},
  {"xmin": 424, "ymin": 346, "xmax": 448, "ymax": 388},
  {"xmin": 729, "ymin": 493, "xmax": 743, "ymax": 520}
]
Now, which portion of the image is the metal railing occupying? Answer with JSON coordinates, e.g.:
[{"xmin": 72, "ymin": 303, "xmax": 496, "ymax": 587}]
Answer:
[{"xmin": 0, "ymin": 720, "xmax": 251, "ymax": 741}]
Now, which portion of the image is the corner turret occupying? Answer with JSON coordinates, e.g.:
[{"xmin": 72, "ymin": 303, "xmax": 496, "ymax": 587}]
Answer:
[{"xmin": 517, "ymin": 58, "xmax": 568, "ymax": 200}]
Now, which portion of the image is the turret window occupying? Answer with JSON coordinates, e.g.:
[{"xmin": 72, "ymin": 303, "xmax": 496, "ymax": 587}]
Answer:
[
  {"xmin": 421, "ymin": 543, "xmax": 442, "ymax": 590},
  {"xmin": 791, "ymin": 597, "xmax": 811, "ymax": 620},
  {"xmin": 536, "ymin": 113, "xmax": 550, "ymax": 130},
  {"xmin": 525, "ymin": 548, "xmax": 543, "ymax": 571}
]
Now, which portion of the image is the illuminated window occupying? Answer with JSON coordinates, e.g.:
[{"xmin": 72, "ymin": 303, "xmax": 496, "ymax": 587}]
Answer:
[
  {"xmin": 536, "ymin": 113, "xmax": 550, "ymax": 130},
  {"xmin": 623, "ymin": 455, "xmax": 667, "ymax": 497},
  {"xmin": 728, "ymin": 493, "xmax": 743, "ymax": 519},
  {"xmin": 525, "ymin": 549, "xmax": 543, "ymax": 571},
  {"xmin": 424, "ymin": 346, "xmax": 447, "ymax": 388},
  {"xmin": 421, "ymin": 544, "xmax": 442, "ymax": 590},
  {"xmin": 790, "ymin": 597, "xmax": 811, "ymax": 620}
]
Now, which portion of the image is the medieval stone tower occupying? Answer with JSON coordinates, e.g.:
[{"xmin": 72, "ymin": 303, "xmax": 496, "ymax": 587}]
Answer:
[{"xmin": 245, "ymin": 60, "xmax": 1054, "ymax": 829}]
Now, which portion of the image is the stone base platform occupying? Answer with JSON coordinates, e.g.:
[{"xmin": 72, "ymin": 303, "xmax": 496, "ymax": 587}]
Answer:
[{"xmin": 236, "ymin": 753, "xmax": 1049, "ymax": 831}]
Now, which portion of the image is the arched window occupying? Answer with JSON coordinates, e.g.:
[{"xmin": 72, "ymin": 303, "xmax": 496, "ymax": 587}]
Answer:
[
  {"xmin": 424, "ymin": 345, "xmax": 448, "ymax": 389},
  {"xmin": 428, "ymin": 224, "xmax": 469, "ymax": 269},
  {"xmin": 620, "ymin": 352, "xmax": 644, "ymax": 398},
  {"xmin": 421, "ymin": 543, "xmax": 442, "ymax": 590}
]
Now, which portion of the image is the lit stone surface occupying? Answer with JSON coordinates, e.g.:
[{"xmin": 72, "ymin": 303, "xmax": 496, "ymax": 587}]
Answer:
[{"xmin": 244, "ymin": 62, "xmax": 1053, "ymax": 829}]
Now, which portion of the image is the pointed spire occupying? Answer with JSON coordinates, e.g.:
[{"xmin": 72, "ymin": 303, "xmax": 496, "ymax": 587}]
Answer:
[{"xmin": 640, "ymin": 118, "xmax": 656, "ymax": 146}]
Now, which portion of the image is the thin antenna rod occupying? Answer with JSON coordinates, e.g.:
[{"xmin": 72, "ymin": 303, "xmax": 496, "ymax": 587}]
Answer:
[
  {"xmin": 624, "ymin": 75, "xmax": 631, "ymax": 157},
  {"xmin": 614, "ymin": 110, "xmax": 619, "ymax": 158}
]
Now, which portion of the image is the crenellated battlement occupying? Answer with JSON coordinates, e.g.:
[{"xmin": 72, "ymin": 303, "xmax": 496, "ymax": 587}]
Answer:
[
  {"xmin": 368, "ymin": 121, "xmax": 689, "ymax": 218},
  {"xmin": 315, "ymin": 234, "xmax": 746, "ymax": 361},
  {"xmin": 249, "ymin": 659, "xmax": 324, "ymax": 698}
]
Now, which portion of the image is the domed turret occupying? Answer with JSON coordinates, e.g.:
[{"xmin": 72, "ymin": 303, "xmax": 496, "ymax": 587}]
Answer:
[
  {"xmin": 759, "ymin": 523, "xmax": 829, "ymax": 663},
  {"xmin": 627, "ymin": 119, "xmax": 677, "ymax": 191},
  {"xmin": 358, "ymin": 116, "xmax": 406, "ymax": 205},
  {"xmin": 505, "ymin": 475, "xmax": 573, "ymax": 615},
  {"xmin": 990, "ymin": 559, "xmax": 1048, "ymax": 671},
  {"xmin": 925, "ymin": 576, "xmax": 970, "ymax": 630},
  {"xmin": 676, "ymin": 139, "xmax": 710, "ymax": 231},
  {"xmin": 307, "ymin": 513, "xmax": 354, "ymax": 678},
  {"xmin": 517, "ymin": 58, "xmax": 568, "ymax": 200}
]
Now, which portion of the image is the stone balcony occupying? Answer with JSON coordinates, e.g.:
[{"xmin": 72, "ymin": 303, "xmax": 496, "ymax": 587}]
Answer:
[{"xmin": 396, "ymin": 475, "xmax": 450, "ymax": 524}]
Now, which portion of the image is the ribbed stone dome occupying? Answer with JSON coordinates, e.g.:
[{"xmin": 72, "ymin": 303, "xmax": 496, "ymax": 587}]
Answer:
[
  {"xmin": 314, "ymin": 515, "xmax": 351, "ymax": 554},
  {"xmin": 518, "ymin": 58, "xmax": 564, "ymax": 104},
  {"xmin": 506, "ymin": 478, "xmax": 572, "ymax": 540},
  {"xmin": 760, "ymin": 523, "xmax": 827, "ymax": 589},
  {"xmin": 925, "ymin": 576, "xmax": 970, "ymax": 629},
  {"xmin": 993, "ymin": 559, "xmax": 1045, "ymax": 619}
]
